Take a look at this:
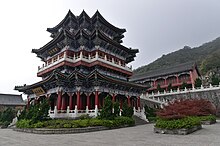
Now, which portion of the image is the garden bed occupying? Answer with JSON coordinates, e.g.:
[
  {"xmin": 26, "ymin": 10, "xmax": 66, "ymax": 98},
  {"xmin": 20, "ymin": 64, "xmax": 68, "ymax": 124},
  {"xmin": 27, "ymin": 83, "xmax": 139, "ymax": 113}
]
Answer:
[{"xmin": 154, "ymin": 125, "xmax": 202, "ymax": 135}]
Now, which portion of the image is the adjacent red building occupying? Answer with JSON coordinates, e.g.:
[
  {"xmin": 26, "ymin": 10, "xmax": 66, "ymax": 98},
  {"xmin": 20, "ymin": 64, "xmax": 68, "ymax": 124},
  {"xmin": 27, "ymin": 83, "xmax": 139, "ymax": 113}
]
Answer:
[{"xmin": 131, "ymin": 62, "xmax": 201, "ymax": 93}]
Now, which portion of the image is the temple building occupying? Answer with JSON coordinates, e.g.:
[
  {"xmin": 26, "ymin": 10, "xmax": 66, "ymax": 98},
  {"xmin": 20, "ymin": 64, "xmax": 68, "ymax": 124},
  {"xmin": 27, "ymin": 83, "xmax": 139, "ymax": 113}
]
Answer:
[
  {"xmin": 0, "ymin": 93, "xmax": 25, "ymax": 112},
  {"xmin": 131, "ymin": 62, "xmax": 201, "ymax": 93},
  {"xmin": 15, "ymin": 10, "xmax": 146, "ymax": 118}
]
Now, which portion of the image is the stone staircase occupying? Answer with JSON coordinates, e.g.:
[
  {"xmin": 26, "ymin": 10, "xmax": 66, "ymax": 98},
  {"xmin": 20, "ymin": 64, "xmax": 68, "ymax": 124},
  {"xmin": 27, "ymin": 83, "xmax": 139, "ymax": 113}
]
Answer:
[{"xmin": 133, "ymin": 115, "xmax": 148, "ymax": 125}]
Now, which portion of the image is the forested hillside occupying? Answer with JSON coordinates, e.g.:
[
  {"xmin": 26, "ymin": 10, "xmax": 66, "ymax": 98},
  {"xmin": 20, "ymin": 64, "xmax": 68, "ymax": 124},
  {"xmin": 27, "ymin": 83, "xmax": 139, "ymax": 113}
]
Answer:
[{"xmin": 134, "ymin": 37, "xmax": 220, "ymax": 76}]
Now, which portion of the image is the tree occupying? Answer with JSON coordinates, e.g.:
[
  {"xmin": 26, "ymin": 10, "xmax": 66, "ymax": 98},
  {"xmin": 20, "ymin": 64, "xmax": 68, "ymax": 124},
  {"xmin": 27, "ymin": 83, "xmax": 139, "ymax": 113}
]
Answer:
[
  {"xmin": 121, "ymin": 102, "xmax": 133, "ymax": 118},
  {"xmin": 157, "ymin": 84, "xmax": 163, "ymax": 92},
  {"xmin": 211, "ymin": 76, "xmax": 220, "ymax": 85},
  {"xmin": 167, "ymin": 83, "xmax": 172, "ymax": 91},
  {"xmin": 180, "ymin": 82, "xmax": 187, "ymax": 89},
  {"xmin": 144, "ymin": 105, "xmax": 156, "ymax": 118},
  {"xmin": 194, "ymin": 78, "xmax": 202, "ymax": 87},
  {"xmin": 156, "ymin": 99, "xmax": 216, "ymax": 120},
  {"xmin": 0, "ymin": 108, "xmax": 16, "ymax": 123},
  {"xmin": 18, "ymin": 98, "xmax": 50, "ymax": 124},
  {"xmin": 113, "ymin": 101, "xmax": 120, "ymax": 117},
  {"xmin": 99, "ymin": 96, "xmax": 114, "ymax": 120}
]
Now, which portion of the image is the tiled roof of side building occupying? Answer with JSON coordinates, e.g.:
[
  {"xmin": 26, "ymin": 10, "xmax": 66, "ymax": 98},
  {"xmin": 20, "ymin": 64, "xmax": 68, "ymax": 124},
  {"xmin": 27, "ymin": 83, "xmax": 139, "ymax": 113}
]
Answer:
[
  {"xmin": 130, "ymin": 62, "xmax": 199, "ymax": 82},
  {"xmin": 0, "ymin": 93, "xmax": 25, "ymax": 106}
]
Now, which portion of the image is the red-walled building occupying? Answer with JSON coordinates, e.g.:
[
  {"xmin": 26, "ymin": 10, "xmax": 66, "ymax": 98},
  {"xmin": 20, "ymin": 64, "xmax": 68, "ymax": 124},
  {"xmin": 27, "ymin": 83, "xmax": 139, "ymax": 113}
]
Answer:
[
  {"xmin": 15, "ymin": 10, "xmax": 146, "ymax": 118},
  {"xmin": 131, "ymin": 62, "xmax": 201, "ymax": 93}
]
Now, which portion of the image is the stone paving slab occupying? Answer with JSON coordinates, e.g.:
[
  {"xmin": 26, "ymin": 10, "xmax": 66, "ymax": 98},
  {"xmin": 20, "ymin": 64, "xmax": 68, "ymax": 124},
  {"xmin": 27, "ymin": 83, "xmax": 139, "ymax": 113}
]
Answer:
[{"xmin": 1, "ymin": 122, "xmax": 220, "ymax": 146}]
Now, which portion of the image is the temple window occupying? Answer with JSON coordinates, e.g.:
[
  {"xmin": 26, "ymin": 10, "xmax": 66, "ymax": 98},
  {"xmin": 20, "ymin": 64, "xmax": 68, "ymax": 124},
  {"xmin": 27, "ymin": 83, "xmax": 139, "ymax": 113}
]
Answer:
[
  {"xmin": 59, "ymin": 52, "xmax": 64, "ymax": 59},
  {"xmin": 53, "ymin": 56, "xmax": 58, "ymax": 62},
  {"xmin": 47, "ymin": 59, "xmax": 52, "ymax": 65}
]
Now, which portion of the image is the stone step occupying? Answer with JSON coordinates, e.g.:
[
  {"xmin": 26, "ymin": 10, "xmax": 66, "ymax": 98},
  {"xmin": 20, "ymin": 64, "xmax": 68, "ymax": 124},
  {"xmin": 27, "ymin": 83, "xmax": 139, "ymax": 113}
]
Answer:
[{"xmin": 133, "ymin": 115, "xmax": 148, "ymax": 125}]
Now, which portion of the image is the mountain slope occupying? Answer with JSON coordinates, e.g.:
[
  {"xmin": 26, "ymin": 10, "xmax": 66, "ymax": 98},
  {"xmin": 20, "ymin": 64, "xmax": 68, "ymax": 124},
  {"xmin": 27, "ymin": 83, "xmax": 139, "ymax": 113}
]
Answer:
[{"xmin": 134, "ymin": 37, "xmax": 220, "ymax": 75}]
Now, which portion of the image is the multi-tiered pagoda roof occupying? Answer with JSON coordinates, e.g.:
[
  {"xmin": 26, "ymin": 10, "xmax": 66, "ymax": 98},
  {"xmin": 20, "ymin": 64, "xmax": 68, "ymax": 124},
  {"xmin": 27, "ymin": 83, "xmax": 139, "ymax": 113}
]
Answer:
[{"xmin": 32, "ymin": 10, "xmax": 138, "ymax": 63}]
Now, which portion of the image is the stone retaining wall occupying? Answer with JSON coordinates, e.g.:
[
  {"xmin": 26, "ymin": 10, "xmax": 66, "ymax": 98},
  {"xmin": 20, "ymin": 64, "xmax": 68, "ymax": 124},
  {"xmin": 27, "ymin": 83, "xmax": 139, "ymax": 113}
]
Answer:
[
  {"xmin": 154, "ymin": 125, "xmax": 202, "ymax": 135},
  {"xmin": 13, "ymin": 125, "xmax": 133, "ymax": 134},
  {"xmin": 13, "ymin": 126, "xmax": 109, "ymax": 134}
]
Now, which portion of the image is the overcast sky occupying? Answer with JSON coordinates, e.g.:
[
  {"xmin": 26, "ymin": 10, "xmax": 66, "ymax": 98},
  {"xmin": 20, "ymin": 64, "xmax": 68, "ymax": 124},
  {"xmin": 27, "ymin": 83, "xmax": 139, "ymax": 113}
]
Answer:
[{"xmin": 1, "ymin": 0, "xmax": 220, "ymax": 96}]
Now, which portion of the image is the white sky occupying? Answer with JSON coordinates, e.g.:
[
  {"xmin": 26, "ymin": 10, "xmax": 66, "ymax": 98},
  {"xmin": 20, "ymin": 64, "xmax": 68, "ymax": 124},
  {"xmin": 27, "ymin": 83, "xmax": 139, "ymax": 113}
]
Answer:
[{"xmin": 1, "ymin": 0, "xmax": 220, "ymax": 97}]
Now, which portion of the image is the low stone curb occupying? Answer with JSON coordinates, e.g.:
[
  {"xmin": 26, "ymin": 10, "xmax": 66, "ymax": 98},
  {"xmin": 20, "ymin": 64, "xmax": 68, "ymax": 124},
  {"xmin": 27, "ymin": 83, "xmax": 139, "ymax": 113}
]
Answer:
[
  {"xmin": 154, "ymin": 125, "xmax": 202, "ymax": 135},
  {"xmin": 13, "ymin": 126, "xmax": 109, "ymax": 134},
  {"xmin": 13, "ymin": 125, "xmax": 133, "ymax": 134},
  {"xmin": 201, "ymin": 120, "xmax": 216, "ymax": 125}
]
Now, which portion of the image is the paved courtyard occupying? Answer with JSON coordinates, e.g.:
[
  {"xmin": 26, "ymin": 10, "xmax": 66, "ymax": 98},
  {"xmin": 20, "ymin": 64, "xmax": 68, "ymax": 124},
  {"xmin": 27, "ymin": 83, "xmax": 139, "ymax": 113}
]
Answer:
[{"xmin": 1, "ymin": 122, "xmax": 220, "ymax": 146}]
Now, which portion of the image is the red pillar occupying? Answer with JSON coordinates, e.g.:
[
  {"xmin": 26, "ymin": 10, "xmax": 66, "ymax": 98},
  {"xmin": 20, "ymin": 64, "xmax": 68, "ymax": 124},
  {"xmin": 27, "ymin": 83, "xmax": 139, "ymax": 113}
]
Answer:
[
  {"xmin": 87, "ymin": 93, "xmax": 90, "ymax": 109},
  {"xmin": 61, "ymin": 94, "xmax": 66, "ymax": 110},
  {"xmin": 138, "ymin": 96, "xmax": 140, "ymax": 108},
  {"xmin": 153, "ymin": 80, "xmax": 156, "ymax": 87},
  {"xmin": 95, "ymin": 91, "xmax": 99, "ymax": 108},
  {"xmin": 77, "ymin": 91, "xmax": 80, "ymax": 110},
  {"xmin": 120, "ymin": 98, "xmax": 123, "ymax": 109},
  {"xmin": 127, "ymin": 95, "xmax": 131, "ymax": 106},
  {"xmin": 112, "ymin": 94, "xmax": 115, "ymax": 102},
  {"xmin": 57, "ymin": 91, "xmax": 62, "ymax": 110},
  {"xmin": 189, "ymin": 71, "xmax": 195, "ymax": 87},
  {"xmin": 79, "ymin": 93, "xmax": 82, "ymax": 110},
  {"xmin": 176, "ymin": 75, "xmax": 179, "ymax": 83},
  {"xmin": 69, "ymin": 93, "xmax": 73, "ymax": 110},
  {"xmin": 27, "ymin": 96, "xmax": 30, "ymax": 109}
]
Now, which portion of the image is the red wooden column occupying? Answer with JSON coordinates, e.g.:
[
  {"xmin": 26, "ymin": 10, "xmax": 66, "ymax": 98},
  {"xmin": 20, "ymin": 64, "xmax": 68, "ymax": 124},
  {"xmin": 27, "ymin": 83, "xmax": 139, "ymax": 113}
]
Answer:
[
  {"xmin": 120, "ymin": 98, "xmax": 123, "ymax": 109},
  {"xmin": 127, "ymin": 95, "xmax": 131, "ymax": 107},
  {"xmin": 95, "ymin": 91, "xmax": 99, "ymax": 109},
  {"xmin": 77, "ymin": 90, "xmax": 80, "ymax": 110},
  {"xmin": 112, "ymin": 93, "xmax": 115, "ymax": 102},
  {"xmin": 61, "ymin": 94, "xmax": 67, "ymax": 110},
  {"xmin": 27, "ymin": 96, "xmax": 30, "ymax": 109},
  {"xmin": 87, "ymin": 93, "xmax": 90, "ymax": 109},
  {"xmin": 69, "ymin": 93, "xmax": 73, "ymax": 110},
  {"xmin": 79, "ymin": 94, "xmax": 82, "ymax": 110},
  {"xmin": 57, "ymin": 91, "xmax": 62, "ymax": 110},
  {"xmin": 189, "ymin": 71, "xmax": 195, "ymax": 88},
  {"xmin": 137, "ymin": 96, "xmax": 140, "ymax": 108},
  {"xmin": 176, "ymin": 75, "xmax": 179, "ymax": 83}
]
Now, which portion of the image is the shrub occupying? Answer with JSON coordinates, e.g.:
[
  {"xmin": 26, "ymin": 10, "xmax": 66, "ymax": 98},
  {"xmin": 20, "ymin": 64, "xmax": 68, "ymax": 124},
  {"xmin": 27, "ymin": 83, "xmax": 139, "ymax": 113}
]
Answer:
[
  {"xmin": 148, "ymin": 117, "xmax": 157, "ymax": 123},
  {"xmin": 89, "ymin": 118, "xmax": 103, "ymax": 126},
  {"xmin": 16, "ymin": 119, "xmax": 32, "ymax": 128},
  {"xmin": 121, "ymin": 102, "xmax": 134, "ymax": 118},
  {"xmin": 1, "ymin": 121, "xmax": 11, "ymax": 128},
  {"xmin": 78, "ymin": 119, "xmax": 89, "ymax": 127},
  {"xmin": 198, "ymin": 115, "xmax": 216, "ymax": 121},
  {"xmin": 155, "ymin": 116, "xmax": 201, "ymax": 130},
  {"xmin": 33, "ymin": 121, "xmax": 44, "ymax": 128},
  {"xmin": 157, "ymin": 99, "xmax": 216, "ymax": 120},
  {"xmin": 63, "ymin": 123, "xmax": 72, "ymax": 128},
  {"xmin": 114, "ymin": 116, "xmax": 135, "ymax": 126},
  {"xmin": 78, "ymin": 114, "xmax": 91, "ymax": 120},
  {"xmin": 144, "ymin": 105, "xmax": 156, "ymax": 118}
]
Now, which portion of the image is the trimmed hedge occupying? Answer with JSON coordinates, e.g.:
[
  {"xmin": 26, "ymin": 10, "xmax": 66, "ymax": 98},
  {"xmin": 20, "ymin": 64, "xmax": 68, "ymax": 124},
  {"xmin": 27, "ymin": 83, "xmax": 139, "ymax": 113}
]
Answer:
[
  {"xmin": 155, "ymin": 116, "xmax": 201, "ymax": 130},
  {"xmin": 198, "ymin": 115, "xmax": 216, "ymax": 122},
  {"xmin": 16, "ymin": 116, "xmax": 135, "ymax": 129}
]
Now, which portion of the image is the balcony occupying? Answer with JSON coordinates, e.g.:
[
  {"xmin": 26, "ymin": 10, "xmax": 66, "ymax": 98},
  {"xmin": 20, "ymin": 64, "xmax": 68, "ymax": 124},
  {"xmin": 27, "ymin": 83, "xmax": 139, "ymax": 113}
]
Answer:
[{"xmin": 38, "ymin": 52, "xmax": 132, "ymax": 74}]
